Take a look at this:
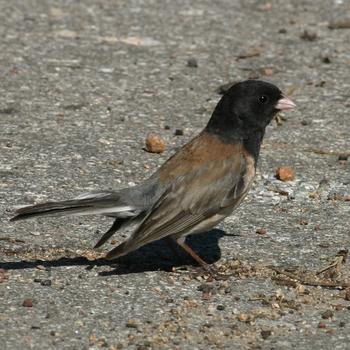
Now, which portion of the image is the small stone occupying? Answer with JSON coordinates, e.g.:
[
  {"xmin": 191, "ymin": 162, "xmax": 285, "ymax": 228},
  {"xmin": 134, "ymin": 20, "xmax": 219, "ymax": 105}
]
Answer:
[
  {"xmin": 236, "ymin": 48, "xmax": 261, "ymax": 60},
  {"xmin": 137, "ymin": 346, "xmax": 149, "ymax": 350},
  {"xmin": 248, "ymin": 72, "xmax": 259, "ymax": 80},
  {"xmin": 89, "ymin": 333, "xmax": 98, "ymax": 345},
  {"xmin": 126, "ymin": 319, "xmax": 139, "ymax": 328},
  {"xmin": 256, "ymin": 228, "xmax": 267, "ymax": 235},
  {"xmin": 338, "ymin": 154, "xmax": 348, "ymax": 161},
  {"xmin": 319, "ymin": 178, "xmax": 329, "ymax": 186},
  {"xmin": 0, "ymin": 107, "xmax": 18, "ymax": 114},
  {"xmin": 318, "ymin": 321, "xmax": 327, "ymax": 328},
  {"xmin": 322, "ymin": 310, "xmax": 334, "ymax": 319},
  {"xmin": 187, "ymin": 58, "xmax": 198, "ymax": 68},
  {"xmin": 344, "ymin": 288, "xmax": 350, "ymax": 301},
  {"xmin": 300, "ymin": 30, "xmax": 317, "ymax": 41},
  {"xmin": 110, "ymin": 240, "xmax": 118, "ymax": 245},
  {"xmin": 36, "ymin": 265, "xmax": 46, "ymax": 270},
  {"xmin": 259, "ymin": 67, "xmax": 274, "ymax": 76},
  {"xmin": 275, "ymin": 166, "xmax": 295, "ymax": 182},
  {"xmin": 22, "ymin": 298, "xmax": 33, "ymax": 307},
  {"xmin": 145, "ymin": 133, "xmax": 166, "ymax": 154},
  {"xmin": 224, "ymin": 287, "xmax": 232, "ymax": 294},
  {"xmin": 40, "ymin": 279, "xmax": 52, "ymax": 287},
  {"xmin": 174, "ymin": 129, "xmax": 184, "ymax": 136},
  {"xmin": 329, "ymin": 19, "xmax": 350, "ymax": 29},
  {"xmin": 197, "ymin": 283, "xmax": 214, "ymax": 293},
  {"xmin": 201, "ymin": 291, "xmax": 211, "ymax": 300},
  {"xmin": 217, "ymin": 304, "xmax": 225, "ymax": 311},
  {"xmin": 296, "ymin": 284, "xmax": 305, "ymax": 294},
  {"xmin": 0, "ymin": 269, "xmax": 8, "ymax": 283},
  {"xmin": 261, "ymin": 330, "xmax": 272, "ymax": 339},
  {"xmin": 238, "ymin": 313, "xmax": 249, "ymax": 322}
]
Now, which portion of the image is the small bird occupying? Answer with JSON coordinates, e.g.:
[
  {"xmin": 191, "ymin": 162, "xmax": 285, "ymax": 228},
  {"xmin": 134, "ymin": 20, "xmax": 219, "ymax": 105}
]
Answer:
[{"xmin": 10, "ymin": 80, "xmax": 295, "ymax": 271}]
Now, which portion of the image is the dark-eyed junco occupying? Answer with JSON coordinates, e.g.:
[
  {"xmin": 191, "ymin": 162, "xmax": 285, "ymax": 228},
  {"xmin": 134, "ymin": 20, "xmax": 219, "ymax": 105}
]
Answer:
[{"xmin": 11, "ymin": 80, "xmax": 295, "ymax": 270}]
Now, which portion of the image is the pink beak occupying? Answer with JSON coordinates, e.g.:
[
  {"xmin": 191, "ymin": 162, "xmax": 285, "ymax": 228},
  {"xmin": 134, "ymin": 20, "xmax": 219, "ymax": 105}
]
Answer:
[{"xmin": 275, "ymin": 96, "xmax": 296, "ymax": 111}]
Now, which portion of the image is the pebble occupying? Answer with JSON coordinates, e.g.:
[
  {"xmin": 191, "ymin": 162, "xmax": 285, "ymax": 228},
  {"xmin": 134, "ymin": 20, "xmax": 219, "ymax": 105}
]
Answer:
[
  {"xmin": 197, "ymin": 283, "xmax": 214, "ymax": 293},
  {"xmin": 174, "ymin": 129, "xmax": 184, "ymax": 136},
  {"xmin": 126, "ymin": 319, "xmax": 139, "ymax": 329},
  {"xmin": 321, "ymin": 310, "xmax": 334, "ymax": 319},
  {"xmin": 0, "ymin": 269, "xmax": 8, "ymax": 283},
  {"xmin": 256, "ymin": 228, "xmax": 267, "ymax": 235},
  {"xmin": 224, "ymin": 287, "xmax": 232, "ymax": 294},
  {"xmin": 300, "ymin": 30, "xmax": 317, "ymax": 41},
  {"xmin": 275, "ymin": 167, "xmax": 295, "ymax": 182},
  {"xmin": 259, "ymin": 67, "xmax": 274, "ymax": 76},
  {"xmin": 145, "ymin": 133, "xmax": 166, "ymax": 154},
  {"xmin": 344, "ymin": 288, "xmax": 350, "ymax": 301},
  {"xmin": 41, "ymin": 279, "xmax": 52, "ymax": 287},
  {"xmin": 328, "ymin": 19, "xmax": 350, "ymax": 29},
  {"xmin": 237, "ymin": 313, "xmax": 249, "ymax": 322},
  {"xmin": 22, "ymin": 298, "xmax": 34, "ymax": 307},
  {"xmin": 187, "ymin": 58, "xmax": 198, "ymax": 68},
  {"xmin": 261, "ymin": 330, "xmax": 272, "ymax": 339},
  {"xmin": 338, "ymin": 154, "xmax": 348, "ymax": 161}
]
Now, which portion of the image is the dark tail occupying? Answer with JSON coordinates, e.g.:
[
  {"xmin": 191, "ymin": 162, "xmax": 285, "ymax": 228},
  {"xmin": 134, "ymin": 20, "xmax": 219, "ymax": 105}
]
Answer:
[{"xmin": 10, "ymin": 194, "xmax": 134, "ymax": 222}]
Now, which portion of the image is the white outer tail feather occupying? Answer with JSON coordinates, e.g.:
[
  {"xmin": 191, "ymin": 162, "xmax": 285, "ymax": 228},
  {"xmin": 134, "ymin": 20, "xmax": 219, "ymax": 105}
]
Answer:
[{"xmin": 69, "ymin": 206, "xmax": 136, "ymax": 217}]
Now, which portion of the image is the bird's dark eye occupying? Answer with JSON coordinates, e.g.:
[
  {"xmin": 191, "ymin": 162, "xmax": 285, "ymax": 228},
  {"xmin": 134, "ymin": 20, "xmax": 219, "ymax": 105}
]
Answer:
[{"xmin": 259, "ymin": 95, "xmax": 268, "ymax": 104}]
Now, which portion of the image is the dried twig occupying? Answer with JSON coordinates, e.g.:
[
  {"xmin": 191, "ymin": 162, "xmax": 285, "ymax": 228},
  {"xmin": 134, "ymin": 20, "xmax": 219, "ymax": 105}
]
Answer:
[
  {"xmin": 0, "ymin": 237, "xmax": 25, "ymax": 244},
  {"xmin": 307, "ymin": 148, "xmax": 350, "ymax": 157},
  {"xmin": 268, "ymin": 266, "xmax": 350, "ymax": 288},
  {"xmin": 316, "ymin": 249, "xmax": 348, "ymax": 276}
]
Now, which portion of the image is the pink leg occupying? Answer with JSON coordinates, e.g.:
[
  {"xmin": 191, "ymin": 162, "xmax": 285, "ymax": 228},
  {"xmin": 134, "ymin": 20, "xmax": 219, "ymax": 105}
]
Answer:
[{"xmin": 174, "ymin": 237, "xmax": 210, "ymax": 271}]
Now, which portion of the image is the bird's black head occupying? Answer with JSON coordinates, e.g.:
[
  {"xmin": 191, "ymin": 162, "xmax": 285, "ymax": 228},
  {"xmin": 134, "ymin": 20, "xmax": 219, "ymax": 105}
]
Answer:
[{"xmin": 206, "ymin": 80, "xmax": 295, "ymax": 140}]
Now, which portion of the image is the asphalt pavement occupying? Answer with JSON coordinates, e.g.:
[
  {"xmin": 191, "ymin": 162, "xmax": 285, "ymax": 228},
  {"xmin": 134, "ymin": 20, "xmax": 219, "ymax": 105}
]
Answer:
[{"xmin": 0, "ymin": 1, "xmax": 349, "ymax": 349}]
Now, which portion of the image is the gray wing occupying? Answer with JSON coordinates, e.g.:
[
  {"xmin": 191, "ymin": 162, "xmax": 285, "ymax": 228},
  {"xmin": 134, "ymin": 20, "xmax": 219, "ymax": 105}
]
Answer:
[{"xmin": 106, "ymin": 154, "xmax": 254, "ymax": 259}]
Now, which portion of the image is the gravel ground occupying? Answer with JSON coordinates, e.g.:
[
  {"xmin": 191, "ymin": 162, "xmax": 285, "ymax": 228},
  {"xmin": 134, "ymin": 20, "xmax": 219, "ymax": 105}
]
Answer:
[{"xmin": 1, "ymin": 1, "xmax": 350, "ymax": 349}]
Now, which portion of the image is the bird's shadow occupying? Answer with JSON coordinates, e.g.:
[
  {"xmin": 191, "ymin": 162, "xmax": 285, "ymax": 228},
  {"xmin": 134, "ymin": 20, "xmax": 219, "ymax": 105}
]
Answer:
[{"xmin": 0, "ymin": 229, "xmax": 236, "ymax": 275}]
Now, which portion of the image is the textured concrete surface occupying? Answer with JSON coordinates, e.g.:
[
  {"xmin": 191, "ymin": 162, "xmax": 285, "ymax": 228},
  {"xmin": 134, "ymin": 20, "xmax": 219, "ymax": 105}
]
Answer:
[{"xmin": 1, "ymin": 0, "xmax": 349, "ymax": 349}]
